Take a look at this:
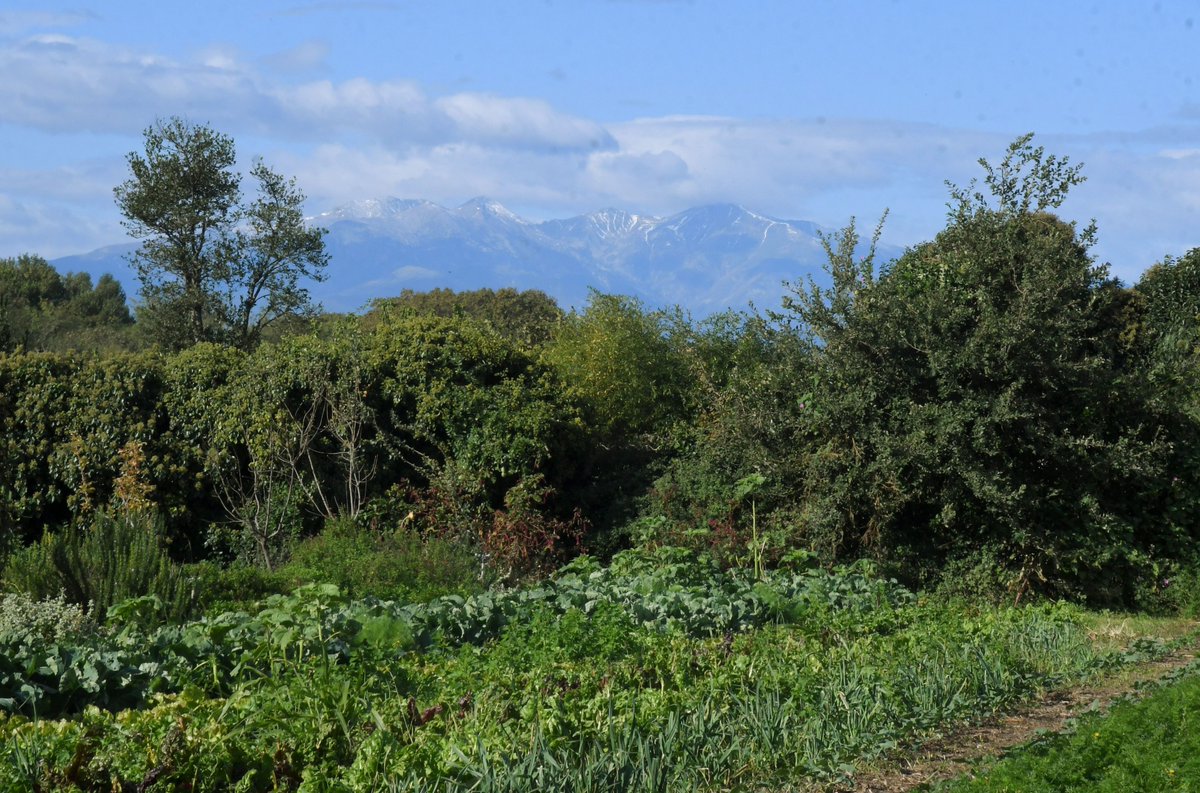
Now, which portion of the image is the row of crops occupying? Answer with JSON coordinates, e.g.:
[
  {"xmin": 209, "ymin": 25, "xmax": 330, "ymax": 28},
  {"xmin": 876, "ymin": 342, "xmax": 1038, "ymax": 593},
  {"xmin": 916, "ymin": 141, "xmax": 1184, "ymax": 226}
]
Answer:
[{"xmin": 0, "ymin": 547, "xmax": 1161, "ymax": 791}]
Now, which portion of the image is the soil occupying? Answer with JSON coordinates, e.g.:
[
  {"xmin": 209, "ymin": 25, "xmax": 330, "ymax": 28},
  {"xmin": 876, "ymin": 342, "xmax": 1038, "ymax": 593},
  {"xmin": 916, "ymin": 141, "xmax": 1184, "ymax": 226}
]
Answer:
[{"xmin": 829, "ymin": 635, "xmax": 1200, "ymax": 793}]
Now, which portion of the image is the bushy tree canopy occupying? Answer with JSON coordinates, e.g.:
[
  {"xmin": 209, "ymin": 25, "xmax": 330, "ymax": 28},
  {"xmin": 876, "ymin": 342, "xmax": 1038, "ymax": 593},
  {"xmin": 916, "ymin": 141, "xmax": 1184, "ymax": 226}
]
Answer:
[
  {"xmin": 115, "ymin": 117, "xmax": 328, "ymax": 351},
  {"xmin": 782, "ymin": 135, "xmax": 1173, "ymax": 600},
  {"xmin": 367, "ymin": 287, "xmax": 563, "ymax": 347}
]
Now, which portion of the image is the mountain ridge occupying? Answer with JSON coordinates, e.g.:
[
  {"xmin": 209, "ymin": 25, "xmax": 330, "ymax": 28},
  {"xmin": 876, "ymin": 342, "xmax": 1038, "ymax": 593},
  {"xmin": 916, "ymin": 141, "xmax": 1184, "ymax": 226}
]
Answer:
[{"xmin": 52, "ymin": 198, "xmax": 902, "ymax": 314}]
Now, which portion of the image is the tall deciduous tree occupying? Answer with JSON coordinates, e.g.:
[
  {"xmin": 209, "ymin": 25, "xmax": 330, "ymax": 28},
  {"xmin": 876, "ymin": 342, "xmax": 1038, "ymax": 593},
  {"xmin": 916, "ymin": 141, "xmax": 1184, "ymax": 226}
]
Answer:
[{"xmin": 114, "ymin": 117, "xmax": 328, "ymax": 351}]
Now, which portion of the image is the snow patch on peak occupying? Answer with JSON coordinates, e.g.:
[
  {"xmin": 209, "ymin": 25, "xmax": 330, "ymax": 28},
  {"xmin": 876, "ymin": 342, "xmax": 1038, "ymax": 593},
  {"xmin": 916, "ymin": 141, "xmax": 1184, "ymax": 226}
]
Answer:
[
  {"xmin": 456, "ymin": 197, "xmax": 525, "ymax": 223},
  {"xmin": 586, "ymin": 208, "xmax": 648, "ymax": 237},
  {"xmin": 316, "ymin": 197, "xmax": 435, "ymax": 222}
]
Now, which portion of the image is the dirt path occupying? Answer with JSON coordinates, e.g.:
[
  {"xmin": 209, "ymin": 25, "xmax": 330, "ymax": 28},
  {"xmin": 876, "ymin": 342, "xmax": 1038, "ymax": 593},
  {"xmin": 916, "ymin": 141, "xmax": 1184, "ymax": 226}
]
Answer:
[{"xmin": 834, "ymin": 637, "xmax": 1200, "ymax": 793}]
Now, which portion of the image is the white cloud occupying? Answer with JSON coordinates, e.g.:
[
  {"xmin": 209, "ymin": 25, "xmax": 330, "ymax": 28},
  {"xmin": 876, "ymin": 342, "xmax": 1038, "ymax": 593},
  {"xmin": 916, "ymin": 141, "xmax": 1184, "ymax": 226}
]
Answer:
[
  {"xmin": 0, "ymin": 34, "xmax": 259, "ymax": 133},
  {"xmin": 392, "ymin": 265, "xmax": 437, "ymax": 280},
  {"xmin": 281, "ymin": 142, "xmax": 604, "ymax": 213},
  {"xmin": 1160, "ymin": 147, "xmax": 1200, "ymax": 160},
  {"xmin": 261, "ymin": 39, "xmax": 330, "ymax": 74},
  {"xmin": 0, "ymin": 160, "xmax": 124, "ymax": 203},
  {"xmin": 435, "ymin": 93, "xmax": 614, "ymax": 151},
  {"xmin": 0, "ymin": 32, "xmax": 612, "ymax": 154},
  {"xmin": 262, "ymin": 115, "xmax": 1200, "ymax": 279},
  {"xmin": 584, "ymin": 149, "xmax": 691, "ymax": 204},
  {"xmin": 1068, "ymin": 146, "xmax": 1200, "ymax": 279},
  {"xmin": 0, "ymin": 193, "xmax": 120, "ymax": 259},
  {"xmin": 584, "ymin": 116, "xmax": 1002, "ymax": 240}
]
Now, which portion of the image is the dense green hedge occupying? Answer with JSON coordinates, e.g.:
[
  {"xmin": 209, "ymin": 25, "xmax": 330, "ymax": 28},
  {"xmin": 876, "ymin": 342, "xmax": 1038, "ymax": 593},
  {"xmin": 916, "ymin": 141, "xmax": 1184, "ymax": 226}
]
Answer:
[
  {"xmin": 0, "ymin": 314, "xmax": 595, "ymax": 568},
  {"xmin": 0, "ymin": 352, "xmax": 180, "ymax": 546}
]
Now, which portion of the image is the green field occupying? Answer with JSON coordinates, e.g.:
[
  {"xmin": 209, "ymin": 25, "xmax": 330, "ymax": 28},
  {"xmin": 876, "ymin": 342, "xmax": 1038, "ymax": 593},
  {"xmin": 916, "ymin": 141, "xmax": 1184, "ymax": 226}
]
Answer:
[{"xmin": 1, "ymin": 548, "xmax": 1188, "ymax": 792}]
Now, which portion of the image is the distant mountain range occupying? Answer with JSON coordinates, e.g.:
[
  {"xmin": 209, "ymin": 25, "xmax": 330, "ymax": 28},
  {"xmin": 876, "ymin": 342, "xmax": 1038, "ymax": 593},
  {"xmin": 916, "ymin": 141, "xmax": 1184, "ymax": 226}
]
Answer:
[{"xmin": 53, "ymin": 198, "xmax": 903, "ymax": 314}]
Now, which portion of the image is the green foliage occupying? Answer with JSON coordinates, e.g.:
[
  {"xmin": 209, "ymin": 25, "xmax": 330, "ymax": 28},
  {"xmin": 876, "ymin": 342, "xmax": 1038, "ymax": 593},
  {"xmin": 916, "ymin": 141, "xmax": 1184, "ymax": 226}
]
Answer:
[
  {"xmin": 182, "ymin": 561, "xmax": 291, "ymax": 616},
  {"xmin": 209, "ymin": 325, "xmax": 381, "ymax": 544},
  {"xmin": 115, "ymin": 116, "xmax": 328, "ymax": 351},
  {"xmin": 780, "ymin": 135, "xmax": 1172, "ymax": 600},
  {"xmin": 0, "ymin": 592, "xmax": 91, "ymax": 645},
  {"xmin": 640, "ymin": 312, "xmax": 815, "ymax": 567},
  {"xmin": 931, "ymin": 547, "xmax": 1025, "ymax": 607},
  {"xmin": 539, "ymin": 292, "xmax": 701, "ymax": 541},
  {"xmin": 0, "ymin": 254, "xmax": 135, "ymax": 354},
  {"xmin": 0, "ymin": 350, "xmax": 197, "ymax": 546},
  {"xmin": 187, "ymin": 313, "xmax": 592, "ymax": 572},
  {"xmin": 1132, "ymin": 561, "xmax": 1200, "ymax": 618},
  {"xmin": 655, "ymin": 316, "xmax": 808, "ymax": 490},
  {"xmin": 0, "ymin": 310, "xmax": 596, "ymax": 575},
  {"xmin": 1123, "ymin": 252, "xmax": 1200, "ymax": 552},
  {"xmin": 0, "ymin": 547, "xmax": 913, "ymax": 719},
  {"xmin": 160, "ymin": 342, "xmax": 248, "ymax": 540},
  {"xmin": 0, "ymin": 552, "xmax": 1128, "ymax": 791},
  {"xmin": 933, "ymin": 660, "xmax": 1200, "ymax": 792},
  {"xmin": 281, "ymin": 516, "xmax": 483, "ymax": 603},
  {"xmin": 367, "ymin": 313, "xmax": 595, "ymax": 565},
  {"xmin": 542, "ymin": 291, "xmax": 695, "ymax": 441},
  {"xmin": 368, "ymin": 287, "xmax": 564, "ymax": 347},
  {"xmin": 371, "ymin": 313, "xmax": 581, "ymax": 487},
  {"xmin": 1134, "ymin": 250, "xmax": 1200, "ymax": 415},
  {"xmin": 1135, "ymin": 247, "xmax": 1200, "ymax": 344},
  {"xmin": 0, "ymin": 511, "xmax": 193, "ymax": 622}
]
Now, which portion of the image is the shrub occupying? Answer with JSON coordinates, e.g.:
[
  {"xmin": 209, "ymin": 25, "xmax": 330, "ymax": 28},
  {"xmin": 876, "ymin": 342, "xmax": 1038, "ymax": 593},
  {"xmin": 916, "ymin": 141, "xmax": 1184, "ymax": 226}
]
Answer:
[
  {"xmin": 0, "ymin": 351, "xmax": 187, "ymax": 546},
  {"xmin": 931, "ymin": 547, "xmax": 1025, "ymax": 607},
  {"xmin": 779, "ymin": 137, "xmax": 1180, "ymax": 601},
  {"xmin": 181, "ymin": 560, "xmax": 291, "ymax": 615},
  {"xmin": 0, "ymin": 592, "xmax": 91, "ymax": 644},
  {"xmin": 0, "ymin": 511, "xmax": 193, "ymax": 621},
  {"xmin": 1133, "ymin": 559, "xmax": 1200, "ymax": 617},
  {"xmin": 280, "ymin": 515, "xmax": 483, "ymax": 603}
]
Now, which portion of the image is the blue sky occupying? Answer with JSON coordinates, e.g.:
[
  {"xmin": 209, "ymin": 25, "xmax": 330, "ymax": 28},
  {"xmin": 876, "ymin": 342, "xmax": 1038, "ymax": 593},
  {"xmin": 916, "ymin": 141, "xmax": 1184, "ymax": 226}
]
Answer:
[{"xmin": 1, "ymin": 1, "xmax": 1198, "ymax": 284}]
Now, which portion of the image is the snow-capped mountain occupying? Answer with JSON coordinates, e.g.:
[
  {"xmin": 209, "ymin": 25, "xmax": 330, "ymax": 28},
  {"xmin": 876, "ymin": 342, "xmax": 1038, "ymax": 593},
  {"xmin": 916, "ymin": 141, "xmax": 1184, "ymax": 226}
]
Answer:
[
  {"xmin": 53, "ymin": 198, "xmax": 902, "ymax": 314},
  {"xmin": 310, "ymin": 198, "xmax": 897, "ymax": 312}
]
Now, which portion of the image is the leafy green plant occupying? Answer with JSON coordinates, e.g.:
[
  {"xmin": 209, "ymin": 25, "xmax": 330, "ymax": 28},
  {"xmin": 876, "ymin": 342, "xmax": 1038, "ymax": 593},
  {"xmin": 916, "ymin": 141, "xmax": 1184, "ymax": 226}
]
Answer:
[
  {"xmin": 0, "ymin": 550, "xmax": 1130, "ymax": 791},
  {"xmin": 1132, "ymin": 559, "xmax": 1200, "ymax": 617},
  {"xmin": 180, "ymin": 560, "xmax": 291, "ymax": 615},
  {"xmin": 0, "ymin": 592, "xmax": 91, "ymax": 644},
  {"xmin": 932, "ymin": 547, "xmax": 1024, "ymax": 606}
]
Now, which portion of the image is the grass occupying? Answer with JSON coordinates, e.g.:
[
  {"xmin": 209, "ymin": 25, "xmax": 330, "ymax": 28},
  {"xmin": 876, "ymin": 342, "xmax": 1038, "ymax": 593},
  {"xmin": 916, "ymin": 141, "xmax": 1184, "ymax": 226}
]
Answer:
[
  {"xmin": 1080, "ymin": 613, "xmax": 1199, "ymax": 651},
  {"xmin": 929, "ymin": 661, "xmax": 1200, "ymax": 792}
]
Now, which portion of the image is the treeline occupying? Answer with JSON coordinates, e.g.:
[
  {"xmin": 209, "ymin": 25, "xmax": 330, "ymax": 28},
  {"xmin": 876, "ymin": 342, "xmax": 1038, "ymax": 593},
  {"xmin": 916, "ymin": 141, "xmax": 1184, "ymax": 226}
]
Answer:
[
  {"xmin": 0, "ymin": 254, "xmax": 136, "ymax": 354},
  {"xmin": 3, "ymin": 135, "xmax": 1200, "ymax": 609}
]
